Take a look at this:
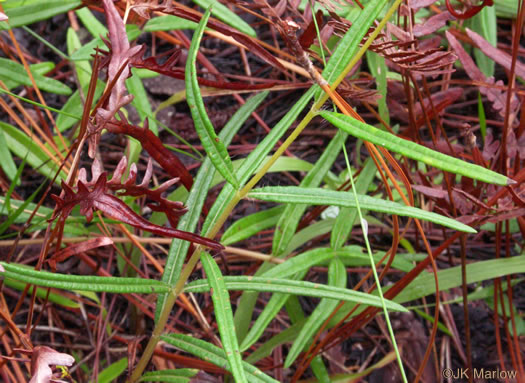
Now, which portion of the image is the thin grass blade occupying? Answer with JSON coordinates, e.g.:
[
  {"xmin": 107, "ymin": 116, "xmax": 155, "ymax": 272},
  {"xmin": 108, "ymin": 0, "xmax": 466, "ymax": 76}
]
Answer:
[
  {"xmin": 186, "ymin": 8, "xmax": 239, "ymax": 188},
  {"xmin": 201, "ymin": 253, "xmax": 247, "ymax": 382},
  {"xmin": 321, "ymin": 111, "xmax": 510, "ymax": 185}
]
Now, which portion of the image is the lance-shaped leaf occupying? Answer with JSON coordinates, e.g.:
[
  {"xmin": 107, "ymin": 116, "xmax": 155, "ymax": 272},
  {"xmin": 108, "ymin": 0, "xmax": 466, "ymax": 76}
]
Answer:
[
  {"xmin": 186, "ymin": 9, "xmax": 239, "ymax": 188},
  {"xmin": 248, "ymin": 186, "xmax": 477, "ymax": 233},
  {"xmin": 161, "ymin": 334, "xmax": 278, "ymax": 383},
  {"xmin": 201, "ymin": 254, "xmax": 247, "ymax": 382},
  {"xmin": 0, "ymin": 262, "xmax": 170, "ymax": 294},
  {"xmin": 320, "ymin": 111, "xmax": 511, "ymax": 186},
  {"xmin": 184, "ymin": 276, "xmax": 407, "ymax": 312}
]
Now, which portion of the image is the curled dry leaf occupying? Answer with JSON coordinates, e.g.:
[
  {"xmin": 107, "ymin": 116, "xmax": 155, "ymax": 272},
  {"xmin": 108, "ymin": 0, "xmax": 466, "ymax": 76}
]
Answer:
[
  {"xmin": 105, "ymin": 119, "xmax": 194, "ymax": 191},
  {"xmin": 51, "ymin": 159, "xmax": 222, "ymax": 251},
  {"xmin": 29, "ymin": 346, "xmax": 74, "ymax": 383}
]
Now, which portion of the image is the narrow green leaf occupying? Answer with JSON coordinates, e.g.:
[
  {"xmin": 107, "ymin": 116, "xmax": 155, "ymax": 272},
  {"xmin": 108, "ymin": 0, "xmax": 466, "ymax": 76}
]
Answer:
[
  {"xmin": 366, "ymin": 51, "xmax": 390, "ymax": 125},
  {"xmin": 395, "ymin": 256, "xmax": 525, "ymax": 304},
  {"xmin": 140, "ymin": 369, "xmax": 197, "ymax": 383},
  {"xmin": 0, "ymin": 129, "xmax": 17, "ymax": 182},
  {"xmin": 3, "ymin": 278, "xmax": 79, "ymax": 309},
  {"xmin": 0, "ymin": 175, "xmax": 47, "ymax": 235},
  {"xmin": 467, "ymin": 4, "xmax": 497, "ymax": 77},
  {"xmin": 127, "ymin": 69, "xmax": 158, "ymax": 135},
  {"xmin": 1, "ymin": 122, "xmax": 67, "ymax": 181},
  {"xmin": 273, "ymin": 130, "xmax": 347, "ymax": 255},
  {"xmin": 162, "ymin": 334, "xmax": 278, "ymax": 383},
  {"xmin": 0, "ymin": 58, "xmax": 71, "ymax": 95},
  {"xmin": 222, "ymin": 206, "xmax": 284, "ymax": 245},
  {"xmin": 191, "ymin": 0, "xmax": 256, "ymax": 37},
  {"xmin": 201, "ymin": 253, "xmax": 247, "ymax": 382},
  {"xmin": 0, "ymin": 0, "xmax": 81, "ymax": 29},
  {"xmin": 75, "ymin": 6, "xmax": 107, "ymax": 37},
  {"xmin": 185, "ymin": 276, "xmax": 407, "ymax": 312},
  {"xmin": 285, "ymin": 258, "xmax": 347, "ymax": 367},
  {"xmin": 186, "ymin": 8, "xmax": 239, "ymax": 188},
  {"xmin": 0, "ymin": 262, "xmax": 170, "ymax": 294},
  {"xmin": 321, "ymin": 111, "xmax": 510, "ymax": 186},
  {"xmin": 67, "ymin": 28, "xmax": 91, "ymax": 89},
  {"xmin": 157, "ymin": 92, "xmax": 268, "ymax": 321},
  {"xmin": 97, "ymin": 358, "xmax": 128, "ymax": 383},
  {"xmin": 249, "ymin": 186, "xmax": 476, "ymax": 233},
  {"xmin": 283, "ymin": 218, "xmax": 335, "ymax": 256},
  {"xmin": 478, "ymin": 93, "xmax": 487, "ymax": 142},
  {"xmin": 144, "ymin": 15, "xmax": 198, "ymax": 32},
  {"xmin": 331, "ymin": 157, "xmax": 376, "ymax": 249},
  {"xmin": 1, "ymin": 62, "xmax": 55, "ymax": 90}
]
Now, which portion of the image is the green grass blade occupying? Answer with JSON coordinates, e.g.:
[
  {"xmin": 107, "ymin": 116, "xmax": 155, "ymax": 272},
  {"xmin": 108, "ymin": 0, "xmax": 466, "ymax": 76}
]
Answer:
[
  {"xmin": 467, "ymin": 4, "xmax": 497, "ymax": 77},
  {"xmin": 0, "ymin": 122, "xmax": 67, "ymax": 181},
  {"xmin": 248, "ymin": 186, "xmax": 476, "ymax": 233},
  {"xmin": 478, "ymin": 92, "xmax": 487, "ymax": 142},
  {"xmin": 272, "ymin": 130, "xmax": 347, "ymax": 255},
  {"xmin": 0, "ymin": 57, "xmax": 71, "ymax": 95},
  {"xmin": 365, "ymin": 51, "xmax": 390, "ymax": 125},
  {"xmin": 185, "ymin": 276, "xmax": 407, "ymax": 312},
  {"xmin": 321, "ymin": 111, "xmax": 510, "ymax": 185},
  {"xmin": 331, "ymin": 157, "xmax": 376, "ymax": 249},
  {"xmin": 140, "ymin": 369, "xmax": 198, "ymax": 383},
  {"xmin": 284, "ymin": 257, "xmax": 347, "ymax": 367},
  {"xmin": 0, "ymin": 129, "xmax": 17, "ymax": 182},
  {"xmin": 395, "ymin": 256, "xmax": 525, "ymax": 304},
  {"xmin": 190, "ymin": 0, "xmax": 256, "ymax": 37},
  {"xmin": 144, "ymin": 15, "xmax": 198, "ymax": 31},
  {"xmin": 2, "ymin": 278, "xmax": 79, "ymax": 308},
  {"xmin": 0, "ymin": 262, "xmax": 170, "ymax": 294},
  {"xmin": 222, "ymin": 205, "xmax": 284, "ymax": 245},
  {"xmin": 75, "ymin": 6, "xmax": 107, "ymax": 37},
  {"xmin": 0, "ymin": 0, "xmax": 81, "ymax": 29},
  {"xmin": 67, "ymin": 27, "xmax": 91, "ymax": 89},
  {"xmin": 156, "ymin": 91, "xmax": 268, "ymax": 321},
  {"xmin": 162, "ymin": 334, "xmax": 278, "ymax": 383},
  {"xmin": 201, "ymin": 253, "xmax": 247, "ymax": 382},
  {"xmin": 1, "ymin": 62, "xmax": 54, "ymax": 90},
  {"xmin": 186, "ymin": 8, "xmax": 239, "ymax": 188},
  {"xmin": 0, "ymin": 175, "xmax": 47, "ymax": 235},
  {"xmin": 97, "ymin": 357, "xmax": 128, "ymax": 383}
]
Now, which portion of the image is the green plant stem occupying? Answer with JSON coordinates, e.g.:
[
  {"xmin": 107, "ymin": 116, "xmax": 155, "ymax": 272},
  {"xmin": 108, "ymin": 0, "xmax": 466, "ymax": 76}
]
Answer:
[{"xmin": 128, "ymin": 1, "xmax": 403, "ymax": 380}]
